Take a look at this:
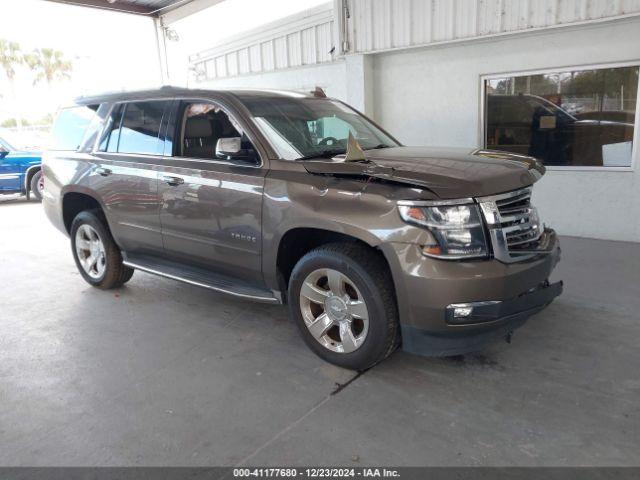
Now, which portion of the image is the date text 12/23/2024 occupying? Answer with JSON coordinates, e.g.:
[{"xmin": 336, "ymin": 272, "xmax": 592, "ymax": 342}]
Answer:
[{"xmin": 233, "ymin": 468, "xmax": 400, "ymax": 478}]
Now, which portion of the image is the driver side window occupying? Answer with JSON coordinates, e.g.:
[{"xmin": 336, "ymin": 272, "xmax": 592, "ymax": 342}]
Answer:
[{"xmin": 179, "ymin": 102, "xmax": 257, "ymax": 163}]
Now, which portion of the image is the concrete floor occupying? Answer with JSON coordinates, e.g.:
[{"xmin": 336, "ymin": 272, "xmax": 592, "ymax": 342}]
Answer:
[{"xmin": 0, "ymin": 197, "xmax": 638, "ymax": 467}]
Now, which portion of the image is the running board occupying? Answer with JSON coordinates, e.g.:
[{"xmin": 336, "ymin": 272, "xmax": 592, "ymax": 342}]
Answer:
[{"xmin": 122, "ymin": 254, "xmax": 281, "ymax": 304}]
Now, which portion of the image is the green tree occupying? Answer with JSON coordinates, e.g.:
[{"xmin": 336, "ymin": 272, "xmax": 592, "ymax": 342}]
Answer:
[
  {"xmin": 0, "ymin": 39, "xmax": 25, "ymax": 130},
  {"xmin": 25, "ymin": 48, "xmax": 72, "ymax": 86}
]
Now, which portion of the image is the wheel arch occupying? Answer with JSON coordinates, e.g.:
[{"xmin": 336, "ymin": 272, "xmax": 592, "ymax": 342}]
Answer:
[
  {"xmin": 24, "ymin": 165, "xmax": 41, "ymax": 196},
  {"xmin": 61, "ymin": 188, "xmax": 109, "ymax": 234},
  {"xmin": 272, "ymin": 226, "xmax": 395, "ymax": 303}
]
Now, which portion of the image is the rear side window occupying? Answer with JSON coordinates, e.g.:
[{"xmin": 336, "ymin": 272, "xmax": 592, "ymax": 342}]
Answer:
[
  {"xmin": 99, "ymin": 104, "xmax": 125, "ymax": 153},
  {"xmin": 99, "ymin": 101, "xmax": 167, "ymax": 155},
  {"xmin": 50, "ymin": 105, "xmax": 99, "ymax": 151}
]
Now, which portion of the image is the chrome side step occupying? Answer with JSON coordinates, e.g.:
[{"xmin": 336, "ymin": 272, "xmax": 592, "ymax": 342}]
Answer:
[{"xmin": 123, "ymin": 254, "xmax": 281, "ymax": 304}]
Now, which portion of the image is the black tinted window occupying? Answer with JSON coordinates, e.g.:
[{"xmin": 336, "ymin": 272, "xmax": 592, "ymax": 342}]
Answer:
[
  {"xmin": 51, "ymin": 105, "xmax": 99, "ymax": 151},
  {"xmin": 117, "ymin": 101, "xmax": 166, "ymax": 155}
]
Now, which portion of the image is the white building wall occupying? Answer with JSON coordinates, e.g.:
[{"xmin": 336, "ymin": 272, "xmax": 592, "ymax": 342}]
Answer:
[
  {"xmin": 372, "ymin": 18, "xmax": 640, "ymax": 242},
  {"xmin": 186, "ymin": 4, "xmax": 640, "ymax": 243}
]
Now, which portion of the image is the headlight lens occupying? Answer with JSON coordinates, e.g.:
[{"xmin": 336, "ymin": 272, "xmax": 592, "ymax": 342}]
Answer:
[{"xmin": 398, "ymin": 203, "xmax": 488, "ymax": 259}]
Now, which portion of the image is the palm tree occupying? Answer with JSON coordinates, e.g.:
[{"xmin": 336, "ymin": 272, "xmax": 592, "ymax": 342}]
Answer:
[
  {"xmin": 0, "ymin": 39, "xmax": 24, "ymax": 130},
  {"xmin": 25, "ymin": 48, "xmax": 72, "ymax": 86}
]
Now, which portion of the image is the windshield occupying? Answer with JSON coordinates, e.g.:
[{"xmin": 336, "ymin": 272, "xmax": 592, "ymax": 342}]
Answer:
[
  {"xmin": 239, "ymin": 96, "xmax": 399, "ymax": 160},
  {"xmin": 0, "ymin": 129, "xmax": 17, "ymax": 151}
]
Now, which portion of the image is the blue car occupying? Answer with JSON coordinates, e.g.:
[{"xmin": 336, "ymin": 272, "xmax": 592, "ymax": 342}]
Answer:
[{"xmin": 0, "ymin": 132, "xmax": 43, "ymax": 201}]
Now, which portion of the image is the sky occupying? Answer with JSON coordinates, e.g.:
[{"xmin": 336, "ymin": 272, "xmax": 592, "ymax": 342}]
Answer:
[{"xmin": 0, "ymin": 0, "xmax": 327, "ymax": 125}]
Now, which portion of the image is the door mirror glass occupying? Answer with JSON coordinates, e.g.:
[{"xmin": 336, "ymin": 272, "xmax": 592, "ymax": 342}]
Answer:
[
  {"xmin": 215, "ymin": 137, "xmax": 241, "ymax": 157},
  {"xmin": 0, "ymin": 145, "xmax": 9, "ymax": 158}
]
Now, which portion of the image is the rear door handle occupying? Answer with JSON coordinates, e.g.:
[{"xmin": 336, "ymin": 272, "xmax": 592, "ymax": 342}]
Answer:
[
  {"xmin": 162, "ymin": 175, "xmax": 184, "ymax": 186},
  {"xmin": 96, "ymin": 167, "xmax": 112, "ymax": 177}
]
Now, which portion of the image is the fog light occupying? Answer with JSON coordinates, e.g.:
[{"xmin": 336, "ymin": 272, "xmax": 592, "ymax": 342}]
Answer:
[{"xmin": 453, "ymin": 306, "xmax": 473, "ymax": 318}]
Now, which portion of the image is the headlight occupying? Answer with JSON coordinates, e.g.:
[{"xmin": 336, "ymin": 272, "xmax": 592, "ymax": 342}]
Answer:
[{"xmin": 398, "ymin": 203, "xmax": 488, "ymax": 259}]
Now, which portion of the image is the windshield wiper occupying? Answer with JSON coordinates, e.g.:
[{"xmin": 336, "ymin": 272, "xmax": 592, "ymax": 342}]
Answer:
[
  {"xmin": 365, "ymin": 144, "xmax": 392, "ymax": 150},
  {"xmin": 296, "ymin": 150, "xmax": 346, "ymax": 161}
]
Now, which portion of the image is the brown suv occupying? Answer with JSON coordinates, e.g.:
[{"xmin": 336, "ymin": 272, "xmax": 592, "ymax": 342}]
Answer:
[{"xmin": 42, "ymin": 87, "xmax": 562, "ymax": 370}]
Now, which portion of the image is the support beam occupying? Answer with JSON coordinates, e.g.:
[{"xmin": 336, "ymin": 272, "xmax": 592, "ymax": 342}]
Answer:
[{"xmin": 153, "ymin": 17, "xmax": 170, "ymax": 84}]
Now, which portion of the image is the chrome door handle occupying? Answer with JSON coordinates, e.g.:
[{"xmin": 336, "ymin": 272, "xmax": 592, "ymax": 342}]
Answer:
[
  {"xmin": 162, "ymin": 175, "xmax": 184, "ymax": 186},
  {"xmin": 96, "ymin": 167, "xmax": 112, "ymax": 177}
]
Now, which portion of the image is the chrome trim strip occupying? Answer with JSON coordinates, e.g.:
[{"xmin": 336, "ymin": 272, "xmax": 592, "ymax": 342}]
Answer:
[
  {"xmin": 118, "ymin": 221, "xmax": 161, "ymax": 233},
  {"xmin": 397, "ymin": 198, "xmax": 474, "ymax": 207},
  {"xmin": 476, "ymin": 186, "xmax": 546, "ymax": 263},
  {"xmin": 448, "ymin": 300, "xmax": 502, "ymax": 309},
  {"xmin": 122, "ymin": 260, "xmax": 280, "ymax": 304},
  {"xmin": 422, "ymin": 251, "xmax": 487, "ymax": 260},
  {"xmin": 476, "ymin": 186, "xmax": 532, "ymax": 204}
]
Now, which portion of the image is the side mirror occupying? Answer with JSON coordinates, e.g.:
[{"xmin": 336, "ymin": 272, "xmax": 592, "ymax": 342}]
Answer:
[
  {"xmin": 0, "ymin": 145, "xmax": 8, "ymax": 159},
  {"xmin": 215, "ymin": 137, "xmax": 258, "ymax": 164},
  {"xmin": 215, "ymin": 137, "xmax": 242, "ymax": 158}
]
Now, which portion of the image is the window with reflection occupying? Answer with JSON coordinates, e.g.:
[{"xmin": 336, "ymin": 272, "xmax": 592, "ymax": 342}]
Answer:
[
  {"xmin": 51, "ymin": 105, "xmax": 99, "ymax": 151},
  {"xmin": 117, "ymin": 101, "xmax": 166, "ymax": 155},
  {"xmin": 485, "ymin": 65, "xmax": 638, "ymax": 167},
  {"xmin": 240, "ymin": 96, "xmax": 399, "ymax": 160}
]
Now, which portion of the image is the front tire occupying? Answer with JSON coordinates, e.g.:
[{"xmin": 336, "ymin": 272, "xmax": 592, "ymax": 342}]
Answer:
[
  {"xmin": 30, "ymin": 170, "xmax": 44, "ymax": 202},
  {"xmin": 288, "ymin": 243, "xmax": 399, "ymax": 370},
  {"xmin": 70, "ymin": 210, "xmax": 134, "ymax": 289}
]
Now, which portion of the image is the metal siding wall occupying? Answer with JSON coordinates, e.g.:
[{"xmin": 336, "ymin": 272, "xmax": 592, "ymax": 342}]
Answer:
[
  {"xmin": 238, "ymin": 48, "xmax": 250, "ymax": 75},
  {"xmin": 274, "ymin": 37, "xmax": 288, "ymax": 69},
  {"xmin": 288, "ymin": 32, "xmax": 303, "ymax": 67},
  {"xmin": 350, "ymin": 0, "xmax": 640, "ymax": 53},
  {"xmin": 190, "ymin": 0, "xmax": 640, "ymax": 80},
  {"xmin": 190, "ymin": 4, "xmax": 335, "ymax": 80}
]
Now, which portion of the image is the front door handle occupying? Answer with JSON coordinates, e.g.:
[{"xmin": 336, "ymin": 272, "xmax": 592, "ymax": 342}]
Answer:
[
  {"xmin": 162, "ymin": 175, "xmax": 184, "ymax": 186},
  {"xmin": 96, "ymin": 167, "xmax": 112, "ymax": 177}
]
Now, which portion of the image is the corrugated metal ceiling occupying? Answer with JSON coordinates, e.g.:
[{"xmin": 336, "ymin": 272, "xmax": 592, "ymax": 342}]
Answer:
[{"xmin": 41, "ymin": 0, "xmax": 196, "ymax": 16}]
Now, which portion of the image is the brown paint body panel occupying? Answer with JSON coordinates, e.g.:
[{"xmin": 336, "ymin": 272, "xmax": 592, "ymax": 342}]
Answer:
[{"xmin": 42, "ymin": 87, "xmax": 560, "ymax": 355}]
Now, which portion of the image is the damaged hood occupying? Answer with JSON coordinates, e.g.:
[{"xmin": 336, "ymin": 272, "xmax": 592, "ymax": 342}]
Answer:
[{"xmin": 303, "ymin": 146, "xmax": 545, "ymax": 199}]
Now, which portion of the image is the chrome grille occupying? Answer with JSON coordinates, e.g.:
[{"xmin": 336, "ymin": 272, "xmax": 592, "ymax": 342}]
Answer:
[{"xmin": 477, "ymin": 187, "xmax": 544, "ymax": 263}]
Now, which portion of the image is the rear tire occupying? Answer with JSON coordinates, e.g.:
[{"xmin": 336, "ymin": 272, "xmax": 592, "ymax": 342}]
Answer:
[
  {"xmin": 288, "ymin": 243, "xmax": 399, "ymax": 370},
  {"xmin": 70, "ymin": 210, "xmax": 134, "ymax": 289},
  {"xmin": 30, "ymin": 170, "xmax": 43, "ymax": 202}
]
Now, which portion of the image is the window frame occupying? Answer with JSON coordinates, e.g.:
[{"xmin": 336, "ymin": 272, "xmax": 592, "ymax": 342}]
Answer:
[
  {"xmin": 166, "ymin": 97, "xmax": 264, "ymax": 169},
  {"xmin": 93, "ymin": 98, "xmax": 172, "ymax": 159},
  {"xmin": 479, "ymin": 60, "xmax": 640, "ymax": 172}
]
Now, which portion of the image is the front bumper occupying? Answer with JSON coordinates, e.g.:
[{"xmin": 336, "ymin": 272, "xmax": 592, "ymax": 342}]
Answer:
[
  {"xmin": 445, "ymin": 280, "xmax": 563, "ymax": 325},
  {"xmin": 379, "ymin": 230, "xmax": 562, "ymax": 356}
]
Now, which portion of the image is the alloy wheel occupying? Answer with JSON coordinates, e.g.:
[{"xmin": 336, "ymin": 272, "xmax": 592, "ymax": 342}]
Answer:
[
  {"xmin": 299, "ymin": 268, "xmax": 369, "ymax": 353},
  {"xmin": 75, "ymin": 224, "xmax": 107, "ymax": 279}
]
